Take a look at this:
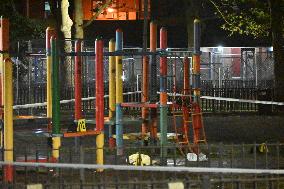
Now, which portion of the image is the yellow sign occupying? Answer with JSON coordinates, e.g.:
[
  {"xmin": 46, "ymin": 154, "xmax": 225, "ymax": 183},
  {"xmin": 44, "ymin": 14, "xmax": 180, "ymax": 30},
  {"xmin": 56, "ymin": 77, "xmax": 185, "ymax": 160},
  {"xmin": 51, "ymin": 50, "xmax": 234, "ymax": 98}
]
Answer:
[{"xmin": 77, "ymin": 119, "xmax": 86, "ymax": 132}]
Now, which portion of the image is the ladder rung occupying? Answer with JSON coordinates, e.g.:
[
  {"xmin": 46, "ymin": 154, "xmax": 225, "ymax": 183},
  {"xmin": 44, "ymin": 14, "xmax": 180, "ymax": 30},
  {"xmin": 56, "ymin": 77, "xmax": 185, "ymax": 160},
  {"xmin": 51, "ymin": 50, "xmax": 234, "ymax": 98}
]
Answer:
[
  {"xmin": 196, "ymin": 140, "xmax": 206, "ymax": 143},
  {"xmin": 179, "ymin": 142, "xmax": 188, "ymax": 144}
]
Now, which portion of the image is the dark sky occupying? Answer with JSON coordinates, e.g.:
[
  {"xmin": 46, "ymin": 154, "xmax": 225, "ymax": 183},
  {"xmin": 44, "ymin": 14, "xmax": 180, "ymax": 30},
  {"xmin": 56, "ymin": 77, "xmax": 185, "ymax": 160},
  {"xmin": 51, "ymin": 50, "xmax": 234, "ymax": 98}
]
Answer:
[
  {"xmin": 150, "ymin": 0, "xmax": 270, "ymax": 47},
  {"xmin": 85, "ymin": 0, "xmax": 271, "ymax": 47}
]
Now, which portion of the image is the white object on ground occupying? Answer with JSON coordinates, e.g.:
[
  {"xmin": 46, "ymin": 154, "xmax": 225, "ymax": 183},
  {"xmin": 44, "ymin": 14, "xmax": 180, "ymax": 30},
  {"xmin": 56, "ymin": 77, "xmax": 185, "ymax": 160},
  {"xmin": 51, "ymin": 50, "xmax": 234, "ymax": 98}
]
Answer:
[
  {"xmin": 168, "ymin": 182, "xmax": 184, "ymax": 189},
  {"xmin": 187, "ymin": 152, "xmax": 208, "ymax": 161},
  {"xmin": 127, "ymin": 153, "xmax": 151, "ymax": 166}
]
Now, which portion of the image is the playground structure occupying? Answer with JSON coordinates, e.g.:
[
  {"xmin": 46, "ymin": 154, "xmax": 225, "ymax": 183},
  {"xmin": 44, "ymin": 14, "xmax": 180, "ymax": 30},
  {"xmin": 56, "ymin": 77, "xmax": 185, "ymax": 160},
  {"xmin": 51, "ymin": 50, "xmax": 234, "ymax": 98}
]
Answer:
[{"xmin": 0, "ymin": 17, "xmax": 207, "ymax": 183}]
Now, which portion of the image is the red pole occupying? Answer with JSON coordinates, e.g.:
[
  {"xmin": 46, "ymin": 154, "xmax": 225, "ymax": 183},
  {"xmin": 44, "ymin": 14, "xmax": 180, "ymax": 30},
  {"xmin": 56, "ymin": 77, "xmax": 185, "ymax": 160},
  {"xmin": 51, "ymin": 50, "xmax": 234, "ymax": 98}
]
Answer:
[
  {"xmin": 141, "ymin": 56, "xmax": 149, "ymax": 135},
  {"xmin": 183, "ymin": 57, "xmax": 190, "ymax": 95},
  {"xmin": 159, "ymin": 27, "xmax": 168, "ymax": 162},
  {"xmin": 75, "ymin": 40, "xmax": 82, "ymax": 120},
  {"xmin": 183, "ymin": 57, "xmax": 190, "ymax": 143},
  {"xmin": 95, "ymin": 37, "xmax": 104, "ymax": 131},
  {"xmin": 160, "ymin": 27, "xmax": 167, "ymax": 95},
  {"xmin": 0, "ymin": 18, "xmax": 9, "ymax": 119}
]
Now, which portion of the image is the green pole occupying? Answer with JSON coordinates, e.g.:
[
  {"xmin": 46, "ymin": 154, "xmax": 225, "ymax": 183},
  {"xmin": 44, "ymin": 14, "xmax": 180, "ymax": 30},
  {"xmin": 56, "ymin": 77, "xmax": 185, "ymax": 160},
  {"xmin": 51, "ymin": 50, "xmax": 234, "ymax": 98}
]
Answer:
[{"xmin": 51, "ymin": 37, "xmax": 61, "ymax": 135}]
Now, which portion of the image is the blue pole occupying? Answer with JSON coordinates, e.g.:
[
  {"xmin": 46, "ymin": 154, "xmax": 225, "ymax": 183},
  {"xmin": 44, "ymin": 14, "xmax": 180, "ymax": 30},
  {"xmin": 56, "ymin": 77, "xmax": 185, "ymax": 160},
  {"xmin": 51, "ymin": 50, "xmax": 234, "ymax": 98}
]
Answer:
[{"xmin": 115, "ymin": 29, "xmax": 123, "ymax": 155}]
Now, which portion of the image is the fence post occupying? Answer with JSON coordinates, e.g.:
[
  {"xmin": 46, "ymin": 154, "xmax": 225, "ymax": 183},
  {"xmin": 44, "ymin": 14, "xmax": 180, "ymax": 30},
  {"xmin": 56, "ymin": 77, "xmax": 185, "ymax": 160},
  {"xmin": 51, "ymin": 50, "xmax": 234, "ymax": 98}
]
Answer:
[{"xmin": 201, "ymin": 175, "xmax": 211, "ymax": 189}]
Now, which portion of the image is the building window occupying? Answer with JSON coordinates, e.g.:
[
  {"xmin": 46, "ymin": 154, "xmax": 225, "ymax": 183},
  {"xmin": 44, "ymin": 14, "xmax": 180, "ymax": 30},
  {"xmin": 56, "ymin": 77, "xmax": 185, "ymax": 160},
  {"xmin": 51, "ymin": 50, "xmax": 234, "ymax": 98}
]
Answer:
[{"xmin": 90, "ymin": 0, "xmax": 150, "ymax": 20}]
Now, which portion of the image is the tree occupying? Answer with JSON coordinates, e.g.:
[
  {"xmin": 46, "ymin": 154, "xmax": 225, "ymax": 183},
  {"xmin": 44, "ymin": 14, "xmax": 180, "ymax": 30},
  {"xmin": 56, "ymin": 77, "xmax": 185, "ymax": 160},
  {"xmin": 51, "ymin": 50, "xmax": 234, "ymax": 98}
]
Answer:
[
  {"xmin": 0, "ymin": 0, "xmax": 46, "ymax": 81},
  {"xmin": 209, "ymin": 0, "xmax": 284, "ymax": 104},
  {"xmin": 48, "ymin": 0, "xmax": 112, "ymax": 86}
]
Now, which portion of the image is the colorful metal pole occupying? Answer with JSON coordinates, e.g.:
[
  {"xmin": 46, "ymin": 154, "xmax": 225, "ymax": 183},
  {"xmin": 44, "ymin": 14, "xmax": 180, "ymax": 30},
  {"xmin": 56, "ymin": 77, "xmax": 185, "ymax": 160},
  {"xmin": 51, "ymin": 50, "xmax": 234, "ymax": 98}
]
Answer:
[
  {"xmin": 51, "ymin": 36, "xmax": 61, "ymax": 159},
  {"xmin": 75, "ymin": 40, "xmax": 82, "ymax": 120},
  {"xmin": 141, "ymin": 56, "xmax": 149, "ymax": 135},
  {"xmin": 149, "ymin": 21, "xmax": 158, "ymax": 142},
  {"xmin": 0, "ymin": 18, "xmax": 9, "ymax": 150},
  {"xmin": 183, "ymin": 57, "xmax": 190, "ymax": 95},
  {"xmin": 95, "ymin": 37, "xmax": 104, "ymax": 170},
  {"xmin": 192, "ymin": 19, "xmax": 202, "ymax": 144},
  {"xmin": 46, "ymin": 27, "xmax": 56, "ymax": 123},
  {"xmin": 108, "ymin": 39, "xmax": 116, "ymax": 147},
  {"xmin": 115, "ymin": 29, "xmax": 123, "ymax": 155},
  {"xmin": 95, "ymin": 37, "xmax": 104, "ymax": 132},
  {"xmin": 160, "ymin": 27, "xmax": 168, "ymax": 164},
  {"xmin": 183, "ymin": 57, "xmax": 191, "ymax": 142},
  {"xmin": 3, "ymin": 58, "xmax": 13, "ymax": 182}
]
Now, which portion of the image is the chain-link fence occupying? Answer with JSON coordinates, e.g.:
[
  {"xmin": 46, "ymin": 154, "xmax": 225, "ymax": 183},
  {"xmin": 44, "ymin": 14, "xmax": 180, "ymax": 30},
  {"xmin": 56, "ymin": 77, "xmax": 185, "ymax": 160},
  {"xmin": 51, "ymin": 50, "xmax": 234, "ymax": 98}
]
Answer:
[
  {"xmin": 10, "ymin": 41, "xmax": 277, "ymax": 115},
  {"xmin": 1, "ymin": 143, "xmax": 284, "ymax": 188}
]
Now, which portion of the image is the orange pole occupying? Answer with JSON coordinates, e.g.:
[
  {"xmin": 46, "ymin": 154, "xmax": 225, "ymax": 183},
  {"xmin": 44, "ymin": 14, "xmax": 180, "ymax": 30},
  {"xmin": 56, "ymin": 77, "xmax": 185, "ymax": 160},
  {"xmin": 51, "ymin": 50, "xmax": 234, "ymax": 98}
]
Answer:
[{"xmin": 141, "ymin": 56, "xmax": 149, "ymax": 135}]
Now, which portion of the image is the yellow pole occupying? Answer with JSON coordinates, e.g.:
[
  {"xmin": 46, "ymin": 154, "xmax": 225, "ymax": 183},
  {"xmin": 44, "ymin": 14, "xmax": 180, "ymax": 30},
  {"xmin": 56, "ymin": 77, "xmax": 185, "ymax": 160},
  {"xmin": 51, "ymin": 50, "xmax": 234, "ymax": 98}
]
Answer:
[
  {"xmin": 46, "ymin": 27, "xmax": 54, "ymax": 122},
  {"xmin": 4, "ymin": 58, "xmax": 13, "ymax": 182},
  {"xmin": 47, "ymin": 47, "xmax": 52, "ymax": 119},
  {"xmin": 115, "ymin": 33, "xmax": 123, "ymax": 104},
  {"xmin": 52, "ymin": 137, "xmax": 60, "ymax": 159},
  {"xmin": 108, "ymin": 39, "xmax": 116, "ymax": 147},
  {"xmin": 109, "ymin": 39, "xmax": 116, "ymax": 118},
  {"xmin": 96, "ymin": 133, "xmax": 104, "ymax": 172},
  {"xmin": 46, "ymin": 28, "xmax": 59, "ymax": 158}
]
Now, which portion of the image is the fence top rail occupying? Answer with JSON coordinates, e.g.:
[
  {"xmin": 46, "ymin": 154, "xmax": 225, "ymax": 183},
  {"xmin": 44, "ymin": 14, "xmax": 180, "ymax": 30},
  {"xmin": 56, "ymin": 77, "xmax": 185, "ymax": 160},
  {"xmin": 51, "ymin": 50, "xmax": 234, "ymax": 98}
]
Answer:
[{"xmin": 0, "ymin": 161, "xmax": 283, "ymax": 175}]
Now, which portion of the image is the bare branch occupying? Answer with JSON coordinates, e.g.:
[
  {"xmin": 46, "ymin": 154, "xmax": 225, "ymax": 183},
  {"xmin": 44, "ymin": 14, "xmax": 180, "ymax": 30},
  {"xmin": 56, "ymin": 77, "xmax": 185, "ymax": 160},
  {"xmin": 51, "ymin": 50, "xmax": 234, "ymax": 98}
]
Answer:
[
  {"xmin": 83, "ymin": 0, "xmax": 112, "ymax": 28},
  {"xmin": 208, "ymin": 0, "xmax": 231, "ymax": 26}
]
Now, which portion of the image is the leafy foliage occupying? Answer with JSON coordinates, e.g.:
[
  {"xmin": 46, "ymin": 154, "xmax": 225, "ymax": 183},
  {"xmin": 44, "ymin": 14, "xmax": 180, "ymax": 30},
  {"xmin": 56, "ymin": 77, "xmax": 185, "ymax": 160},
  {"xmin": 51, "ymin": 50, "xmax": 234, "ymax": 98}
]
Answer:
[
  {"xmin": 210, "ymin": 0, "xmax": 271, "ymax": 37},
  {"xmin": 0, "ymin": 0, "xmax": 46, "ymax": 44}
]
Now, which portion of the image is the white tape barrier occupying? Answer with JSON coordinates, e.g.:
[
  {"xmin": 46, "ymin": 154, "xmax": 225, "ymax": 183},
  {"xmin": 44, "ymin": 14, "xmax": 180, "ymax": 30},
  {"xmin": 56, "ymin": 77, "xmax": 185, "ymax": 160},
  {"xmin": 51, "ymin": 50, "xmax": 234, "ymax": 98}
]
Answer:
[
  {"xmin": 201, "ymin": 96, "xmax": 284, "ymax": 106},
  {"xmin": 13, "ymin": 91, "xmax": 284, "ymax": 110},
  {"xmin": 0, "ymin": 161, "xmax": 284, "ymax": 175},
  {"xmin": 13, "ymin": 91, "xmax": 142, "ymax": 109}
]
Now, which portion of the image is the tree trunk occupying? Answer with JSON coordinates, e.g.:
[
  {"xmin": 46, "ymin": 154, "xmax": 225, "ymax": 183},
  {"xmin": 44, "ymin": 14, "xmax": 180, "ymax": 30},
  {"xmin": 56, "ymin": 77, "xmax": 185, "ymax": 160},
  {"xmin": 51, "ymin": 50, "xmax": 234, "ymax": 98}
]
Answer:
[
  {"xmin": 269, "ymin": 0, "xmax": 284, "ymax": 107},
  {"xmin": 74, "ymin": 0, "xmax": 84, "ymax": 39},
  {"xmin": 61, "ymin": 0, "xmax": 73, "ymax": 87}
]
